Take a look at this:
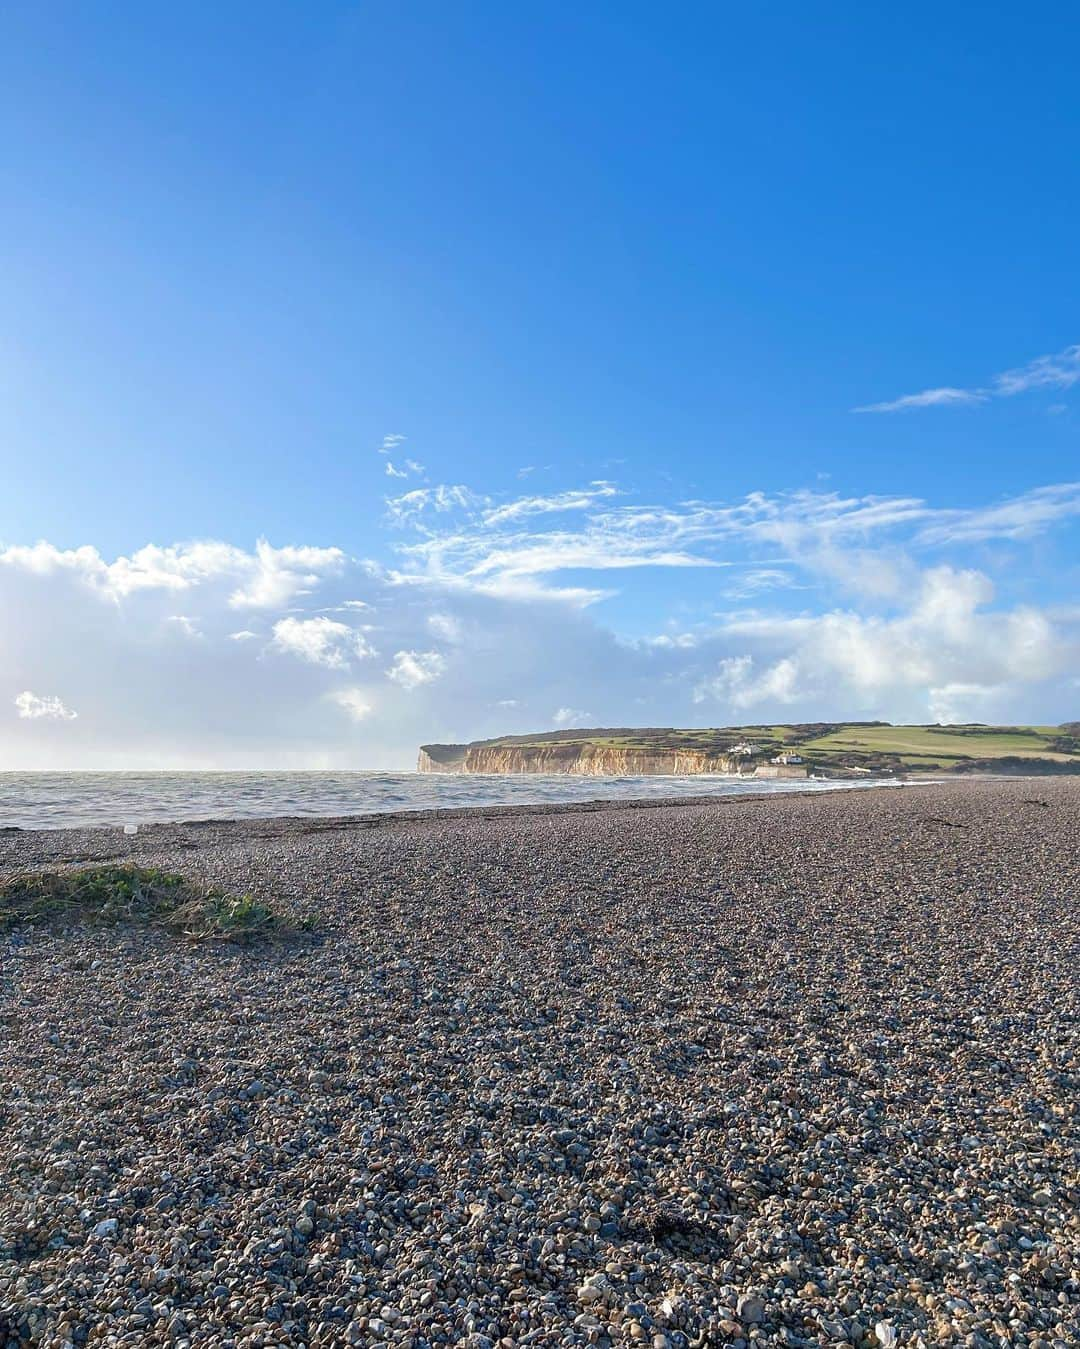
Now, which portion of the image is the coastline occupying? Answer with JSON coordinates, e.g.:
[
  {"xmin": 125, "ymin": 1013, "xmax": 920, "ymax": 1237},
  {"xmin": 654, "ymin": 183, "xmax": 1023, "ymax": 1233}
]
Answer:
[{"xmin": 1, "ymin": 773, "xmax": 936, "ymax": 840}]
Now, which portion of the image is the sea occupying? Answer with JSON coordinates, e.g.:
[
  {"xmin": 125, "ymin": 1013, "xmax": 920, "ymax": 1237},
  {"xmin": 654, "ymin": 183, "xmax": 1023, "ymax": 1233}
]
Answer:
[{"xmin": 0, "ymin": 771, "xmax": 899, "ymax": 832}]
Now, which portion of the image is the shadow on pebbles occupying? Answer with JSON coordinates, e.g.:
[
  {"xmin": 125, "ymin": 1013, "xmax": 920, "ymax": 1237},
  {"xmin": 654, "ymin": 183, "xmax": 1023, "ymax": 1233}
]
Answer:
[{"xmin": 0, "ymin": 779, "xmax": 1078, "ymax": 1348}]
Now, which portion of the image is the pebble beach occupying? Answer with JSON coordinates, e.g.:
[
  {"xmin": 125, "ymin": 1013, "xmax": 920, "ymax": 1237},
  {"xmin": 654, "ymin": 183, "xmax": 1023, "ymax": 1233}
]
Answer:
[{"xmin": 1, "ymin": 779, "xmax": 1077, "ymax": 1349}]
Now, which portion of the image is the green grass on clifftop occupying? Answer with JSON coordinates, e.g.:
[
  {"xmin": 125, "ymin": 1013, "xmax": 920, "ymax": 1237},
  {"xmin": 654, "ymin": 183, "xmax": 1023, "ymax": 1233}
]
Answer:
[
  {"xmin": 425, "ymin": 721, "xmax": 1080, "ymax": 774},
  {"xmin": 794, "ymin": 723, "xmax": 1077, "ymax": 767}
]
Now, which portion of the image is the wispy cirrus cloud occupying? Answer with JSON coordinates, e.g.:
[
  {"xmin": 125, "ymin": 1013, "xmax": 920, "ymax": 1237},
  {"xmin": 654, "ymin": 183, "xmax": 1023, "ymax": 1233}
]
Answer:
[
  {"xmin": 384, "ymin": 484, "xmax": 485, "ymax": 527},
  {"xmin": 385, "ymin": 458, "xmax": 425, "ymax": 480},
  {"xmin": 854, "ymin": 387, "xmax": 987, "ymax": 413},
  {"xmin": 918, "ymin": 482, "xmax": 1080, "ymax": 545},
  {"xmin": 854, "ymin": 342, "xmax": 1080, "ymax": 413},
  {"xmin": 383, "ymin": 477, "xmax": 1080, "ymax": 604},
  {"xmin": 482, "ymin": 481, "xmax": 620, "ymax": 526},
  {"xmin": 994, "ymin": 345, "xmax": 1080, "ymax": 396},
  {"xmin": 722, "ymin": 568, "xmax": 801, "ymax": 599}
]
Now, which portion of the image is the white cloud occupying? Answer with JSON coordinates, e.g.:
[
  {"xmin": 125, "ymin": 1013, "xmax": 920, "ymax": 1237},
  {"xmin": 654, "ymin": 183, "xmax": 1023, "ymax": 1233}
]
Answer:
[
  {"xmin": 751, "ymin": 657, "xmax": 802, "ymax": 705},
  {"xmin": 385, "ymin": 459, "xmax": 425, "ymax": 480},
  {"xmin": 468, "ymin": 538, "xmax": 723, "ymax": 579},
  {"xmin": 0, "ymin": 537, "xmax": 344, "ymax": 608},
  {"xmin": 15, "ymin": 691, "xmax": 78, "ymax": 721},
  {"xmin": 854, "ymin": 387, "xmax": 986, "ymax": 414},
  {"xmin": 993, "ymin": 345, "xmax": 1080, "ymax": 395},
  {"xmin": 553, "ymin": 706, "xmax": 594, "ymax": 726},
  {"xmin": 693, "ymin": 565, "xmax": 1075, "ymax": 720},
  {"xmin": 648, "ymin": 632, "xmax": 701, "ymax": 650},
  {"xmin": 2, "ymin": 477, "xmax": 1079, "ymax": 768},
  {"xmin": 928, "ymin": 682, "xmax": 1001, "ymax": 725},
  {"xmin": 482, "ymin": 481, "xmax": 619, "ymax": 526},
  {"xmin": 328, "ymin": 688, "xmax": 373, "ymax": 722},
  {"xmin": 385, "ymin": 484, "xmax": 483, "ymax": 527},
  {"xmin": 0, "ymin": 540, "xmax": 236, "ymax": 597},
  {"xmin": 384, "ymin": 565, "xmax": 611, "ymax": 608},
  {"xmin": 383, "ymin": 478, "xmax": 1080, "ymax": 608},
  {"xmin": 379, "ymin": 433, "xmax": 406, "ymax": 454},
  {"xmin": 384, "ymin": 482, "xmax": 940, "ymax": 603},
  {"xmin": 854, "ymin": 343, "xmax": 1080, "ymax": 413},
  {"xmin": 694, "ymin": 654, "xmax": 803, "ymax": 709},
  {"xmin": 918, "ymin": 483, "xmax": 1080, "ymax": 545},
  {"xmin": 723, "ymin": 568, "xmax": 798, "ymax": 599},
  {"xmin": 694, "ymin": 655, "xmax": 802, "ymax": 710},
  {"xmin": 387, "ymin": 649, "xmax": 446, "ymax": 690},
  {"xmin": 695, "ymin": 655, "xmax": 752, "ymax": 705},
  {"xmin": 228, "ymin": 540, "xmax": 345, "ymax": 608},
  {"xmin": 168, "ymin": 615, "xmax": 201, "ymax": 638},
  {"xmin": 427, "ymin": 612, "xmax": 463, "ymax": 642},
  {"xmin": 271, "ymin": 616, "xmax": 376, "ymax": 669}
]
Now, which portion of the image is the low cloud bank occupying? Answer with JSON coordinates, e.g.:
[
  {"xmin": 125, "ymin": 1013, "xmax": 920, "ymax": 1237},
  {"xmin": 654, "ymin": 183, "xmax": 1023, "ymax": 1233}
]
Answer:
[{"xmin": 2, "ymin": 481, "xmax": 1078, "ymax": 767}]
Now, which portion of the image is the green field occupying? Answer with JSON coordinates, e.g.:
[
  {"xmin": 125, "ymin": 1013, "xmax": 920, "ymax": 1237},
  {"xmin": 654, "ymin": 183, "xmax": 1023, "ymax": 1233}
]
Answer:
[
  {"xmin": 455, "ymin": 721, "xmax": 1080, "ymax": 774},
  {"xmin": 794, "ymin": 723, "xmax": 1076, "ymax": 768}
]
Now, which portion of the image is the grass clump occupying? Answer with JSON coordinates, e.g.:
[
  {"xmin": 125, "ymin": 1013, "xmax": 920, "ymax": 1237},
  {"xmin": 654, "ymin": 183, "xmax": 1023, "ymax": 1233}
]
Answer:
[{"xmin": 0, "ymin": 864, "xmax": 302, "ymax": 942}]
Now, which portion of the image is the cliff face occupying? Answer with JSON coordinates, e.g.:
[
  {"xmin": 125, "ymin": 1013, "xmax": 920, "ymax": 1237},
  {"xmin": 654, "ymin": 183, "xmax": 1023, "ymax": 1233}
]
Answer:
[
  {"xmin": 417, "ymin": 747, "xmax": 466, "ymax": 774},
  {"xmin": 418, "ymin": 744, "xmax": 749, "ymax": 775}
]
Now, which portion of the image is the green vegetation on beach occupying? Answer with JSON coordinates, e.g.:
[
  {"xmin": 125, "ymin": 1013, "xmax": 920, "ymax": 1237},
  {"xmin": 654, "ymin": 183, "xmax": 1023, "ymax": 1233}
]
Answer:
[{"xmin": 0, "ymin": 864, "xmax": 304, "ymax": 940}]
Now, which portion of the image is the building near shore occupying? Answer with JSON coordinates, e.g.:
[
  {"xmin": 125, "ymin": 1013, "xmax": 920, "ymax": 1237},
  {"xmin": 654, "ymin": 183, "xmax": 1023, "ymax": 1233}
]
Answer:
[{"xmin": 755, "ymin": 761, "xmax": 808, "ymax": 779}]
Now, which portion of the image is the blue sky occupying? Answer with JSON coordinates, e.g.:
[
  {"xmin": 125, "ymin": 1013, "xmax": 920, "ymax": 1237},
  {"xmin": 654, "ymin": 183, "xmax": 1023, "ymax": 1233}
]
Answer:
[{"xmin": 2, "ymin": 3, "xmax": 1079, "ymax": 766}]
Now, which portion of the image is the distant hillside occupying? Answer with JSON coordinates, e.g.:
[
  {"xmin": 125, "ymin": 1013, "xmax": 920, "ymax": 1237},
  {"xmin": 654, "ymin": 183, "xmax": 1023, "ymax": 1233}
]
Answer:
[{"xmin": 419, "ymin": 722, "xmax": 1080, "ymax": 776}]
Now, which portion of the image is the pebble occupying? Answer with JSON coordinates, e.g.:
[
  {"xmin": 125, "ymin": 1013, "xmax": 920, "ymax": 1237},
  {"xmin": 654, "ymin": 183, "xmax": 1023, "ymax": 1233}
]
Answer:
[{"xmin": 0, "ymin": 779, "xmax": 1078, "ymax": 1347}]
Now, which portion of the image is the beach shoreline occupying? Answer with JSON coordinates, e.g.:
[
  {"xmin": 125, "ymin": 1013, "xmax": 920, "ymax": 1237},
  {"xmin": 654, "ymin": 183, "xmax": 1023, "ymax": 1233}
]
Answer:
[
  {"xmin": 0, "ymin": 770, "xmax": 924, "ymax": 835},
  {"xmin": 2, "ymin": 778, "xmax": 1077, "ymax": 1347},
  {"xmin": 0, "ymin": 774, "xmax": 946, "ymax": 844}
]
